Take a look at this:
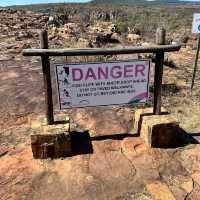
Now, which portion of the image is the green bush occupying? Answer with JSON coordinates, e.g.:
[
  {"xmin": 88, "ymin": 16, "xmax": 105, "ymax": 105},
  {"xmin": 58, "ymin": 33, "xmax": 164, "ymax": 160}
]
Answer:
[{"xmin": 116, "ymin": 19, "xmax": 129, "ymax": 34}]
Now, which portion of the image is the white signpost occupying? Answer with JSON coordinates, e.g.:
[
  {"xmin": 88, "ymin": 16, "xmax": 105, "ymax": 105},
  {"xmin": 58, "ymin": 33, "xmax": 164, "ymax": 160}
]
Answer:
[{"xmin": 55, "ymin": 60, "xmax": 150, "ymax": 109}]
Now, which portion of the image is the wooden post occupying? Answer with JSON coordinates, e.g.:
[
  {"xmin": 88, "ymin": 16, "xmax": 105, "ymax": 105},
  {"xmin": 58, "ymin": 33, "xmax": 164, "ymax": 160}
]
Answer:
[
  {"xmin": 191, "ymin": 34, "xmax": 200, "ymax": 90},
  {"xmin": 153, "ymin": 28, "xmax": 165, "ymax": 115},
  {"xmin": 40, "ymin": 30, "xmax": 54, "ymax": 124},
  {"xmin": 156, "ymin": 28, "xmax": 166, "ymax": 45}
]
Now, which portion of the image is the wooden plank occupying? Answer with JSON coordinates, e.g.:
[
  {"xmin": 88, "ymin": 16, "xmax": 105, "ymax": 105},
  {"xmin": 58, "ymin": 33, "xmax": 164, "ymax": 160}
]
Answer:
[
  {"xmin": 40, "ymin": 30, "xmax": 54, "ymax": 125},
  {"xmin": 156, "ymin": 28, "xmax": 166, "ymax": 45},
  {"xmin": 22, "ymin": 44, "xmax": 181, "ymax": 57},
  {"xmin": 153, "ymin": 28, "xmax": 165, "ymax": 115}
]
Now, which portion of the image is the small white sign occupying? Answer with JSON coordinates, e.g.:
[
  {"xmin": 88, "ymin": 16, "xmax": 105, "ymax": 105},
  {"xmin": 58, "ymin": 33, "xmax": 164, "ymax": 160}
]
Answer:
[
  {"xmin": 192, "ymin": 13, "xmax": 200, "ymax": 33},
  {"xmin": 55, "ymin": 60, "xmax": 150, "ymax": 109}
]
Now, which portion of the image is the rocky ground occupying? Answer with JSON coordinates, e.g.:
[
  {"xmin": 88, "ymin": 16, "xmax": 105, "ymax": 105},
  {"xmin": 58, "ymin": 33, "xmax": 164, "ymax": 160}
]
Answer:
[{"xmin": 0, "ymin": 6, "xmax": 200, "ymax": 200}]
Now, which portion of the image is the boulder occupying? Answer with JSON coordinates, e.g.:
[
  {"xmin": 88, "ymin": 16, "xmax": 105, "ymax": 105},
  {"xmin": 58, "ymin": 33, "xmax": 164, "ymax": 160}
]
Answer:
[{"xmin": 127, "ymin": 33, "xmax": 141, "ymax": 41}]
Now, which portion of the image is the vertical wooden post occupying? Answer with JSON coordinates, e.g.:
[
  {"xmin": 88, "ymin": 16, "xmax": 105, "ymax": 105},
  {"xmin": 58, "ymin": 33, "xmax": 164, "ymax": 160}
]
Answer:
[
  {"xmin": 156, "ymin": 27, "xmax": 166, "ymax": 45},
  {"xmin": 191, "ymin": 34, "xmax": 200, "ymax": 90},
  {"xmin": 153, "ymin": 28, "xmax": 165, "ymax": 115},
  {"xmin": 40, "ymin": 30, "xmax": 54, "ymax": 124}
]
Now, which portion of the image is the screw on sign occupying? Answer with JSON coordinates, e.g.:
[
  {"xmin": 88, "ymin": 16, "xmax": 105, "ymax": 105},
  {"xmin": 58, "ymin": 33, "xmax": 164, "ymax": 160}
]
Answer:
[{"xmin": 191, "ymin": 13, "xmax": 200, "ymax": 90}]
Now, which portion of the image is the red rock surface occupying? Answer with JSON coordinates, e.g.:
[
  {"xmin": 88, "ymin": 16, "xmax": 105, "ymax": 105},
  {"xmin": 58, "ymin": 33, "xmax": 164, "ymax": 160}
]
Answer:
[{"xmin": 0, "ymin": 6, "xmax": 200, "ymax": 200}]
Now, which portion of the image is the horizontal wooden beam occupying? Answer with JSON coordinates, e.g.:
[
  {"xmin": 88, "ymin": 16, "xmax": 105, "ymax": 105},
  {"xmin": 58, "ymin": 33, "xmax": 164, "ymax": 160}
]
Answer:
[{"xmin": 22, "ymin": 44, "xmax": 181, "ymax": 57}]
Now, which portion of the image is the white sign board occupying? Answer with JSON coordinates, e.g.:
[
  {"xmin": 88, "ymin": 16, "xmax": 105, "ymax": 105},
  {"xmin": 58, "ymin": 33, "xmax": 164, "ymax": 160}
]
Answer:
[
  {"xmin": 55, "ymin": 60, "xmax": 150, "ymax": 109},
  {"xmin": 192, "ymin": 13, "xmax": 200, "ymax": 33}
]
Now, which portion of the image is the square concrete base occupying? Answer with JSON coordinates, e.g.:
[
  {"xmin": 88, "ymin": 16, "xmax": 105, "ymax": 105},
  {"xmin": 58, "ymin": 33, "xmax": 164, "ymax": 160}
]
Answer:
[
  {"xmin": 30, "ymin": 115, "xmax": 71, "ymax": 159},
  {"xmin": 134, "ymin": 107, "xmax": 179, "ymax": 148}
]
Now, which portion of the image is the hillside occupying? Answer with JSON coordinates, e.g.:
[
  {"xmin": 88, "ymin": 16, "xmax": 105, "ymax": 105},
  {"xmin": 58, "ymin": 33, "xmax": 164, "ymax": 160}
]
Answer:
[
  {"xmin": 91, "ymin": 0, "xmax": 200, "ymax": 4},
  {"xmin": 1, "ymin": 3, "xmax": 200, "ymax": 200}
]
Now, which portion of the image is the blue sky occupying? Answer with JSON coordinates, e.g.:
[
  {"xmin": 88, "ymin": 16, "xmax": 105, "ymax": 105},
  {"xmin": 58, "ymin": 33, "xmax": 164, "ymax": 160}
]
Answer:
[
  {"xmin": 0, "ymin": 0, "xmax": 90, "ymax": 7},
  {"xmin": 0, "ymin": 0, "xmax": 200, "ymax": 7}
]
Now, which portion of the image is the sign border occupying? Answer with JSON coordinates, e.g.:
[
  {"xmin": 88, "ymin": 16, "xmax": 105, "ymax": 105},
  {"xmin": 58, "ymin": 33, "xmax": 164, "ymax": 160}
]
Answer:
[{"xmin": 54, "ymin": 59, "xmax": 150, "ymax": 109}]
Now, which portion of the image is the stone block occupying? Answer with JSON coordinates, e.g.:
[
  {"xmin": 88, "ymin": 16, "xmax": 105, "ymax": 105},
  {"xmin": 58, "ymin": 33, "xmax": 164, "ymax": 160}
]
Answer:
[
  {"xmin": 134, "ymin": 107, "xmax": 179, "ymax": 148},
  {"xmin": 30, "ymin": 114, "xmax": 71, "ymax": 159},
  {"xmin": 31, "ymin": 131, "xmax": 71, "ymax": 159},
  {"xmin": 141, "ymin": 115, "xmax": 179, "ymax": 148},
  {"xmin": 134, "ymin": 107, "xmax": 167, "ymax": 135}
]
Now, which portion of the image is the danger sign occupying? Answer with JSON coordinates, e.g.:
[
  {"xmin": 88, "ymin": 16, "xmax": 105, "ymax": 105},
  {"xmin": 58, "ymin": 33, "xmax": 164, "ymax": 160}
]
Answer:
[
  {"xmin": 192, "ymin": 13, "xmax": 200, "ymax": 33},
  {"xmin": 55, "ymin": 60, "xmax": 150, "ymax": 109}
]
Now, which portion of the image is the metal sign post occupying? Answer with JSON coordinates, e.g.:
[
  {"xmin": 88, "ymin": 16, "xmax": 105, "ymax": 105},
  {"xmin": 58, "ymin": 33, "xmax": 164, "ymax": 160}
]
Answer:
[
  {"xmin": 191, "ymin": 34, "xmax": 200, "ymax": 90},
  {"xmin": 191, "ymin": 13, "xmax": 200, "ymax": 90}
]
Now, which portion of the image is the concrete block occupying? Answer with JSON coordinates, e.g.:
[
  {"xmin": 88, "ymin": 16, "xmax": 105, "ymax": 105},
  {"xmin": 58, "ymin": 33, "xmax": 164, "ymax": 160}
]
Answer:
[
  {"xmin": 140, "ymin": 114, "xmax": 179, "ymax": 148},
  {"xmin": 31, "ymin": 131, "xmax": 71, "ymax": 159},
  {"xmin": 134, "ymin": 107, "xmax": 179, "ymax": 148},
  {"xmin": 30, "ymin": 114, "xmax": 71, "ymax": 159},
  {"xmin": 134, "ymin": 107, "xmax": 167, "ymax": 135}
]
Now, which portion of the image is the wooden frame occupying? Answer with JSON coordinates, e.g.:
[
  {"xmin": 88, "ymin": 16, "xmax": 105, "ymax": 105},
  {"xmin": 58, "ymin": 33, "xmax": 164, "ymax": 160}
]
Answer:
[{"xmin": 22, "ymin": 29, "xmax": 181, "ymax": 125}]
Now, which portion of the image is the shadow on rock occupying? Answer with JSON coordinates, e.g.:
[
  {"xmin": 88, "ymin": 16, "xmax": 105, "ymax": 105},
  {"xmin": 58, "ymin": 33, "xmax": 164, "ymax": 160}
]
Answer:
[
  {"xmin": 172, "ymin": 127, "xmax": 199, "ymax": 148},
  {"xmin": 70, "ymin": 127, "xmax": 199, "ymax": 156},
  {"xmin": 70, "ymin": 131, "xmax": 93, "ymax": 156},
  {"xmin": 91, "ymin": 133, "xmax": 136, "ymax": 141},
  {"xmin": 70, "ymin": 132, "xmax": 137, "ymax": 156}
]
